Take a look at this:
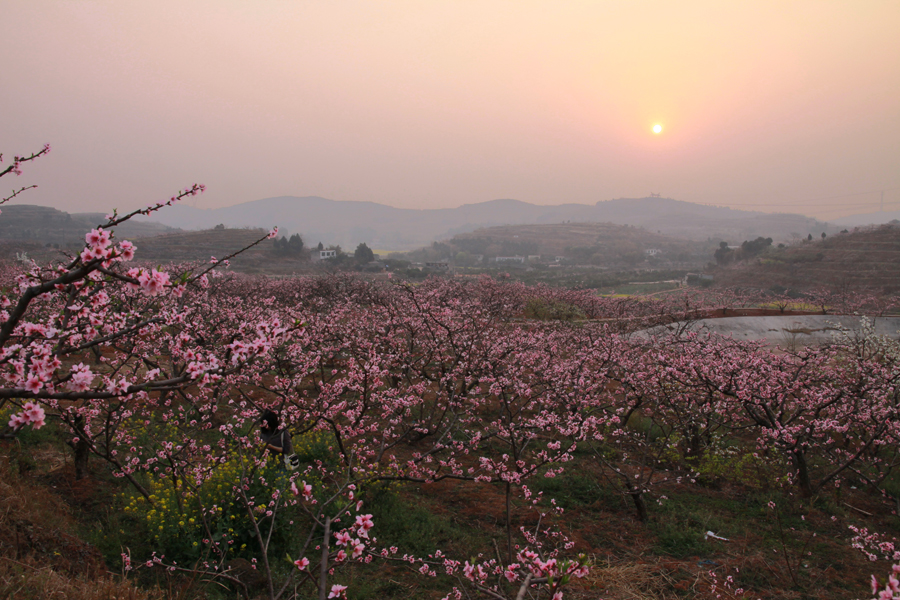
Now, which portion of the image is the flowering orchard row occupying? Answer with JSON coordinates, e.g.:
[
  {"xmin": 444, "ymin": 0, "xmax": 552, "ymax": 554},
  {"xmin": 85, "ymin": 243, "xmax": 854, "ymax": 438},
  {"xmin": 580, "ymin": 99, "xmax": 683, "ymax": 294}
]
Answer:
[{"xmin": 1, "ymin": 146, "xmax": 898, "ymax": 599}]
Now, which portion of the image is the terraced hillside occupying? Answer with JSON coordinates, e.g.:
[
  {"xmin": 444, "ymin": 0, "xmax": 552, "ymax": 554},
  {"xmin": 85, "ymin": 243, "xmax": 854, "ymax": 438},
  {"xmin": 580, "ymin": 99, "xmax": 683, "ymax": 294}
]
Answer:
[
  {"xmin": 0, "ymin": 224, "xmax": 313, "ymax": 275},
  {"xmin": 130, "ymin": 228, "xmax": 310, "ymax": 275},
  {"xmin": 712, "ymin": 223, "xmax": 900, "ymax": 293},
  {"xmin": 0, "ymin": 205, "xmax": 175, "ymax": 245},
  {"xmin": 442, "ymin": 222, "xmax": 713, "ymax": 268}
]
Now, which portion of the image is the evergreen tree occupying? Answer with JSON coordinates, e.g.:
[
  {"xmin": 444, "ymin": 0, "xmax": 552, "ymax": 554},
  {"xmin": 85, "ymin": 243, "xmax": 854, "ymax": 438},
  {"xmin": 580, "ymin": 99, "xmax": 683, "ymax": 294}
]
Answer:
[{"xmin": 354, "ymin": 242, "xmax": 374, "ymax": 264}]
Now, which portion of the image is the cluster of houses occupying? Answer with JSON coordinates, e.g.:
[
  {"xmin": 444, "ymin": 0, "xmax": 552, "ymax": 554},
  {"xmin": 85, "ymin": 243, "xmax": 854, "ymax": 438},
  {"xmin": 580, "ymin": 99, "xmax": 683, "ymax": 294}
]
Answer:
[{"xmin": 312, "ymin": 246, "xmax": 681, "ymax": 276}]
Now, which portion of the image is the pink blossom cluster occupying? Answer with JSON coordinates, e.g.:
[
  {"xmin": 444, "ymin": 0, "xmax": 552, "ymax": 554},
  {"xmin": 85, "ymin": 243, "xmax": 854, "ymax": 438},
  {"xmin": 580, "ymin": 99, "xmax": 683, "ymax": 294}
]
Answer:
[
  {"xmin": 124, "ymin": 267, "xmax": 170, "ymax": 295},
  {"xmin": 327, "ymin": 584, "xmax": 347, "ymax": 598},
  {"xmin": 8, "ymin": 401, "xmax": 45, "ymax": 430},
  {"xmin": 441, "ymin": 547, "xmax": 588, "ymax": 600},
  {"xmin": 80, "ymin": 228, "xmax": 138, "ymax": 265},
  {"xmin": 289, "ymin": 479, "xmax": 315, "ymax": 502},
  {"xmin": 871, "ymin": 564, "xmax": 900, "ymax": 599},
  {"xmin": 852, "ymin": 526, "xmax": 900, "ymax": 562}
]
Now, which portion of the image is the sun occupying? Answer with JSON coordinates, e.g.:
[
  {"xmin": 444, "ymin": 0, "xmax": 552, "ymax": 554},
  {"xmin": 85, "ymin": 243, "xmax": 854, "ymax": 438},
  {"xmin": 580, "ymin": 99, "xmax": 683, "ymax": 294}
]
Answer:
[{"xmin": 652, "ymin": 124, "xmax": 663, "ymax": 134}]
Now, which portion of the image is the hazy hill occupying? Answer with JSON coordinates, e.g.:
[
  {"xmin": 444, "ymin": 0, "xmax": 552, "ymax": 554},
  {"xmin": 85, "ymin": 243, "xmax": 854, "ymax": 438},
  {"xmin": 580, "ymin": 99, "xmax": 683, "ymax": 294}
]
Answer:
[
  {"xmin": 0, "ymin": 226, "xmax": 316, "ymax": 277},
  {"xmin": 831, "ymin": 210, "xmax": 900, "ymax": 228},
  {"xmin": 711, "ymin": 224, "xmax": 900, "ymax": 293},
  {"xmin": 128, "ymin": 228, "xmax": 308, "ymax": 275},
  {"xmin": 0, "ymin": 205, "xmax": 176, "ymax": 246},
  {"xmin": 591, "ymin": 197, "xmax": 830, "ymax": 243},
  {"xmin": 134, "ymin": 195, "xmax": 834, "ymax": 250},
  {"xmin": 425, "ymin": 222, "xmax": 713, "ymax": 269}
]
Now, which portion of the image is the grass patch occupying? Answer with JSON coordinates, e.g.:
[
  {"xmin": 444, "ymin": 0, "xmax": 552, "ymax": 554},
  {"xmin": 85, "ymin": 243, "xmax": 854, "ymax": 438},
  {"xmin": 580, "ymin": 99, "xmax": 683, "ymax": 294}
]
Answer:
[
  {"xmin": 649, "ymin": 493, "xmax": 743, "ymax": 558},
  {"xmin": 364, "ymin": 483, "xmax": 483, "ymax": 558},
  {"xmin": 529, "ymin": 468, "xmax": 614, "ymax": 510}
]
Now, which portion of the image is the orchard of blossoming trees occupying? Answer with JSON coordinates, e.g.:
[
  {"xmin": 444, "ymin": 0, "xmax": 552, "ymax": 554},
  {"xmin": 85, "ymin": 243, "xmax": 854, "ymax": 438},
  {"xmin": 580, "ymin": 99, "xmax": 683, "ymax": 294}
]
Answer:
[{"xmin": 2, "ymin": 146, "xmax": 900, "ymax": 600}]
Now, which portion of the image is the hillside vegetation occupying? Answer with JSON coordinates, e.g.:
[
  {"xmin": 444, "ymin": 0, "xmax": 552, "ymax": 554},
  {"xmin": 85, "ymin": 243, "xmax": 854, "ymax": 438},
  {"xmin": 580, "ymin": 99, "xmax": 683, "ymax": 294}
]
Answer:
[
  {"xmin": 0, "ymin": 205, "xmax": 175, "ymax": 246},
  {"xmin": 421, "ymin": 222, "xmax": 713, "ymax": 269},
  {"xmin": 0, "ymin": 227, "xmax": 313, "ymax": 277},
  {"xmin": 713, "ymin": 223, "xmax": 900, "ymax": 293},
  {"xmin": 129, "ymin": 227, "xmax": 310, "ymax": 274}
]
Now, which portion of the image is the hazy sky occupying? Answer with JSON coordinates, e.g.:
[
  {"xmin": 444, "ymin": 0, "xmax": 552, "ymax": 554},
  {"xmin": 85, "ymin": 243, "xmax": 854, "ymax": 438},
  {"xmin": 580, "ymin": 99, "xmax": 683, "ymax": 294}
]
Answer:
[{"xmin": 4, "ymin": 1, "xmax": 899, "ymax": 220}]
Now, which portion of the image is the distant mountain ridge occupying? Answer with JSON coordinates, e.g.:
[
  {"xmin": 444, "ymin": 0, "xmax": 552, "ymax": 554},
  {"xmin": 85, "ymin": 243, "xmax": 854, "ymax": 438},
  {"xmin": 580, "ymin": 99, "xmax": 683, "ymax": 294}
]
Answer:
[
  {"xmin": 134, "ymin": 196, "xmax": 837, "ymax": 250},
  {"xmin": 0, "ymin": 205, "xmax": 176, "ymax": 246}
]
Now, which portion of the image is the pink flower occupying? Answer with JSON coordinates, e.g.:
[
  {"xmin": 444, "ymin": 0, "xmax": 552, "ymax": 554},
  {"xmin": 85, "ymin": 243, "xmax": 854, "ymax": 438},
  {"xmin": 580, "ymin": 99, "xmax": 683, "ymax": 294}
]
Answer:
[
  {"xmin": 89, "ymin": 244, "xmax": 110, "ymax": 260},
  {"xmin": 24, "ymin": 375, "xmax": 43, "ymax": 393},
  {"xmin": 535, "ymin": 558, "xmax": 558, "ymax": 575},
  {"xmin": 327, "ymin": 584, "xmax": 347, "ymax": 599},
  {"xmin": 7, "ymin": 402, "xmax": 46, "ymax": 431},
  {"xmin": 106, "ymin": 378, "xmax": 131, "ymax": 394},
  {"xmin": 354, "ymin": 514, "xmax": 374, "ymax": 538},
  {"xmin": 23, "ymin": 401, "xmax": 44, "ymax": 422},
  {"xmin": 293, "ymin": 557, "xmax": 309, "ymax": 570},
  {"xmin": 8, "ymin": 412, "xmax": 28, "ymax": 430},
  {"xmin": 138, "ymin": 269, "xmax": 170, "ymax": 296},
  {"xmin": 296, "ymin": 480, "xmax": 312, "ymax": 500},
  {"xmin": 334, "ymin": 531, "xmax": 351, "ymax": 546},
  {"xmin": 67, "ymin": 363, "xmax": 94, "ymax": 392},
  {"xmin": 350, "ymin": 540, "xmax": 365, "ymax": 559},
  {"xmin": 23, "ymin": 322, "xmax": 47, "ymax": 337},
  {"xmin": 85, "ymin": 228, "xmax": 111, "ymax": 249},
  {"xmin": 267, "ymin": 226, "xmax": 279, "ymax": 239},
  {"xmin": 117, "ymin": 240, "xmax": 136, "ymax": 261}
]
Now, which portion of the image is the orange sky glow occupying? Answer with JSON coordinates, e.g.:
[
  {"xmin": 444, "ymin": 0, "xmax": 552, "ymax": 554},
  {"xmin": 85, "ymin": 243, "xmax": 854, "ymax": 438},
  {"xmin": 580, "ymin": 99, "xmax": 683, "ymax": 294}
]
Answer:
[{"xmin": 3, "ymin": 1, "xmax": 899, "ymax": 220}]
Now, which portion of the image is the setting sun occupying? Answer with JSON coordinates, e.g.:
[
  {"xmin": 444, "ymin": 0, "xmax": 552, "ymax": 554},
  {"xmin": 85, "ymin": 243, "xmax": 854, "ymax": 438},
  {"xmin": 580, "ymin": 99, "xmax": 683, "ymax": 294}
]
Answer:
[{"xmin": 652, "ymin": 124, "xmax": 663, "ymax": 134}]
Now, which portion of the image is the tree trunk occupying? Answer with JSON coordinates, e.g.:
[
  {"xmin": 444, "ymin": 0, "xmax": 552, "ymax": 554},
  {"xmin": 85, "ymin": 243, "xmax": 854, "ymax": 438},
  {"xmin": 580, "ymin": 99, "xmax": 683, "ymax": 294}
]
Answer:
[
  {"xmin": 74, "ymin": 437, "xmax": 90, "ymax": 480},
  {"xmin": 318, "ymin": 517, "xmax": 331, "ymax": 600},
  {"xmin": 684, "ymin": 426, "xmax": 703, "ymax": 460},
  {"xmin": 793, "ymin": 449, "xmax": 812, "ymax": 497},
  {"xmin": 505, "ymin": 481, "xmax": 513, "ymax": 563},
  {"xmin": 629, "ymin": 488, "xmax": 648, "ymax": 522}
]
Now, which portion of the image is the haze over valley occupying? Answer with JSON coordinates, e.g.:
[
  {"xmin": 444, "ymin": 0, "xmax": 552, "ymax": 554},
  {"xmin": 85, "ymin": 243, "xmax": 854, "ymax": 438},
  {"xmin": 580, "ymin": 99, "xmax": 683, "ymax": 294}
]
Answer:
[{"xmin": 131, "ymin": 195, "xmax": 847, "ymax": 250}]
